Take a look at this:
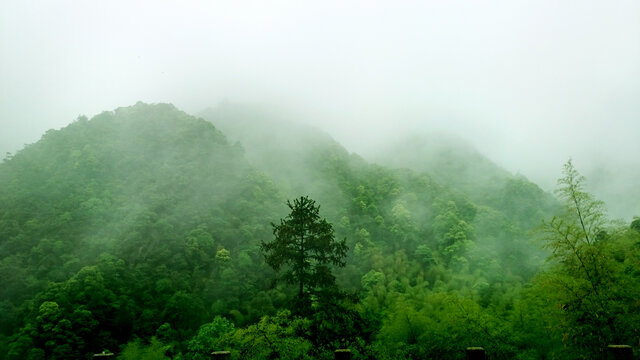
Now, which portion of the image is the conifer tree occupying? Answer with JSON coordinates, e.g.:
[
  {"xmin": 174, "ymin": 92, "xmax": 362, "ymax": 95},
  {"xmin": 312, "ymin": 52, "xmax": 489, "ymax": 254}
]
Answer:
[{"xmin": 261, "ymin": 196, "xmax": 347, "ymax": 313}]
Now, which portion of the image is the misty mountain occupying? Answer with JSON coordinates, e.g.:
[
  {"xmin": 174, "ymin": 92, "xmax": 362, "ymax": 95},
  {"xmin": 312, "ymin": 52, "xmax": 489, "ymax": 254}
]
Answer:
[
  {"xmin": 202, "ymin": 103, "xmax": 556, "ymax": 236},
  {"xmin": 200, "ymin": 104, "xmax": 343, "ymax": 202},
  {"xmin": 0, "ymin": 102, "xmax": 601, "ymax": 359},
  {"xmin": 373, "ymin": 133, "xmax": 509, "ymax": 195},
  {"xmin": 3, "ymin": 0, "xmax": 639, "ymax": 357},
  {"xmin": 0, "ymin": 102, "xmax": 289, "ymax": 355},
  {"xmin": 0, "ymin": 102, "xmax": 280, "ymax": 264},
  {"xmin": 373, "ymin": 133, "xmax": 559, "ymax": 230}
]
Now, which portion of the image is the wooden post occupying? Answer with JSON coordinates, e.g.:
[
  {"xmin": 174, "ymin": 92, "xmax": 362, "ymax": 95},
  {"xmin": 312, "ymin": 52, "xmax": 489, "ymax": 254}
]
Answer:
[
  {"xmin": 335, "ymin": 349, "xmax": 351, "ymax": 360},
  {"xmin": 93, "ymin": 351, "xmax": 114, "ymax": 358},
  {"xmin": 466, "ymin": 347, "xmax": 486, "ymax": 360},
  {"xmin": 607, "ymin": 345, "xmax": 633, "ymax": 360},
  {"xmin": 211, "ymin": 350, "xmax": 231, "ymax": 359}
]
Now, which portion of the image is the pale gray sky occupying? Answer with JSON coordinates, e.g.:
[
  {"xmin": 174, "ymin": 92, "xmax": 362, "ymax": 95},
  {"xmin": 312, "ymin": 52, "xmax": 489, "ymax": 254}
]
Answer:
[{"xmin": 2, "ymin": 0, "xmax": 639, "ymax": 215}]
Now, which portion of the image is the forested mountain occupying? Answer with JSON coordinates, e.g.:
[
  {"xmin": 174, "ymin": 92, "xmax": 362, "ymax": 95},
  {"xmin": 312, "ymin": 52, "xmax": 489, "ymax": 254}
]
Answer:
[
  {"xmin": 1, "ymin": 103, "xmax": 639, "ymax": 359},
  {"xmin": 200, "ymin": 105, "xmax": 347, "ymax": 206},
  {"xmin": 202, "ymin": 104, "xmax": 554, "ymax": 279},
  {"xmin": 373, "ymin": 133, "xmax": 559, "ymax": 229},
  {"xmin": 0, "ymin": 103, "xmax": 281, "ymax": 357}
]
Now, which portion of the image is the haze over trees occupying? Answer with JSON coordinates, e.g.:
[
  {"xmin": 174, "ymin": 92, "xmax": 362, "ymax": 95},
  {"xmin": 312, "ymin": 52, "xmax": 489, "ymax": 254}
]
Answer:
[{"xmin": 0, "ymin": 103, "xmax": 638, "ymax": 359}]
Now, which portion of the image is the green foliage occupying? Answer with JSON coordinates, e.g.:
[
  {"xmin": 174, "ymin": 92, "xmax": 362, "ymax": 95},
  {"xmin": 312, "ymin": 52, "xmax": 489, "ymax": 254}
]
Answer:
[
  {"xmin": 184, "ymin": 317, "xmax": 235, "ymax": 360},
  {"xmin": 118, "ymin": 337, "xmax": 170, "ymax": 360},
  {"xmin": 2, "ymin": 102, "xmax": 637, "ymax": 359},
  {"xmin": 433, "ymin": 200, "xmax": 473, "ymax": 265},
  {"xmin": 261, "ymin": 196, "xmax": 348, "ymax": 312},
  {"xmin": 374, "ymin": 292, "xmax": 516, "ymax": 360},
  {"xmin": 536, "ymin": 160, "xmax": 640, "ymax": 357},
  {"xmin": 218, "ymin": 310, "xmax": 314, "ymax": 360},
  {"xmin": 0, "ymin": 103, "xmax": 283, "ymax": 357},
  {"xmin": 630, "ymin": 217, "xmax": 640, "ymax": 233},
  {"xmin": 162, "ymin": 291, "xmax": 205, "ymax": 339}
]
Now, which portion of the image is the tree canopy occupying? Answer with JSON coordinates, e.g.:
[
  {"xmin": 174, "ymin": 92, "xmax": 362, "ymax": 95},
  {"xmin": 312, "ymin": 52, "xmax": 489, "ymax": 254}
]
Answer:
[
  {"xmin": 261, "ymin": 196, "xmax": 347, "ymax": 312},
  {"xmin": 1, "ymin": 103, "xmax": 638, "ymax": 359},
  {"xmin": 537, "ymin": 160, "xmax": 640, "ymax": 357}
]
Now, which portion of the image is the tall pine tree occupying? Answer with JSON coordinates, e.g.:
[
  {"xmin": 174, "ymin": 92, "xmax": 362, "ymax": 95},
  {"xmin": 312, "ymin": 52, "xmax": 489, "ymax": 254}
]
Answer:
[{"xmin": 261, "ymin": 196, "xmax": 347, "ymax": 314}]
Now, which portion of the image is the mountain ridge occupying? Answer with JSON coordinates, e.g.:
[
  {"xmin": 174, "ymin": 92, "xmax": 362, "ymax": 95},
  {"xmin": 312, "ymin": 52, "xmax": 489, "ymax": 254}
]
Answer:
[{"xmin": 0, "ymin": 102, "xmax": 565, "ymax": 359}]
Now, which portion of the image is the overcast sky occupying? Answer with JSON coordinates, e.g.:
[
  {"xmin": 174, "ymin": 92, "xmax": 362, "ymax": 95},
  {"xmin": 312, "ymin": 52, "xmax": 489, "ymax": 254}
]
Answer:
[{"xmin": 2, "ymin": 0, "xmax": 639, "ymax": 214}]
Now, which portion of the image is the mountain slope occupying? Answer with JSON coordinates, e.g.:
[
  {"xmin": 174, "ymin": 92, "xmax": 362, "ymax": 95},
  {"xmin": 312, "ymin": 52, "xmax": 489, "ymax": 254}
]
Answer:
[
  {"xmin": 201, "ymin": 104, "xmax": 555, "ymax": 278},
  {"xmin": 372, "ymin": 133, "xmax": 559, "ymax": 230},
  {"xmin": 0, "ymin": 102, "xmax": 285, "ymax": 358},
  {"xmin": 0, "ymin": 102, "xmax": 563, "ymax": 359}
]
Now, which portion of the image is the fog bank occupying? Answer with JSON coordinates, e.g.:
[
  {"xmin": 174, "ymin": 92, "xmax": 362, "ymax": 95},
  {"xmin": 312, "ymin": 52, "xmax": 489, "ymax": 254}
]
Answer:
[{"xmin": 2, "ymin": 0, "xmax": 639, "ymax": 217}]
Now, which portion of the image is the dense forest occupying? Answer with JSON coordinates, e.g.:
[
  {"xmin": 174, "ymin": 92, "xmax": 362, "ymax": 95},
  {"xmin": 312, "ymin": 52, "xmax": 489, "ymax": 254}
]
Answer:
[{"xmin": 1, "ymin": 102, "xmax": 639, "ymax": 359}]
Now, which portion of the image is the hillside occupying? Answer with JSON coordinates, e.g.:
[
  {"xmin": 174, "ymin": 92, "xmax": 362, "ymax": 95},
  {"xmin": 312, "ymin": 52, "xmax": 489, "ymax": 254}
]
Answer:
[
  {"xmin": 1, "ymin": 102, "xmax": 638, "ymax": 360},
  {"xmin": 200, "ymin": 104, "xmax": 344, "ymax": 207},
  {"xmin": 373, "ymin": 133, "xmax": 560, "ymax": 229},
  {"xmin": 0, "ymin": 103, "xmax": 286, "ymax": 358},
  {"xmin": 202, "ymin": 104, "xmax": 553, "ymax": 275}
]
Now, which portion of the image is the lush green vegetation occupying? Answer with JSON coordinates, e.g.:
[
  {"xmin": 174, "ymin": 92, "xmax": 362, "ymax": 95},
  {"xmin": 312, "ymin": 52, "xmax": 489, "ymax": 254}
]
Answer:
[{"xmin": 1, "ymin": 102, "xmax": 638, "ymax": 359}]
